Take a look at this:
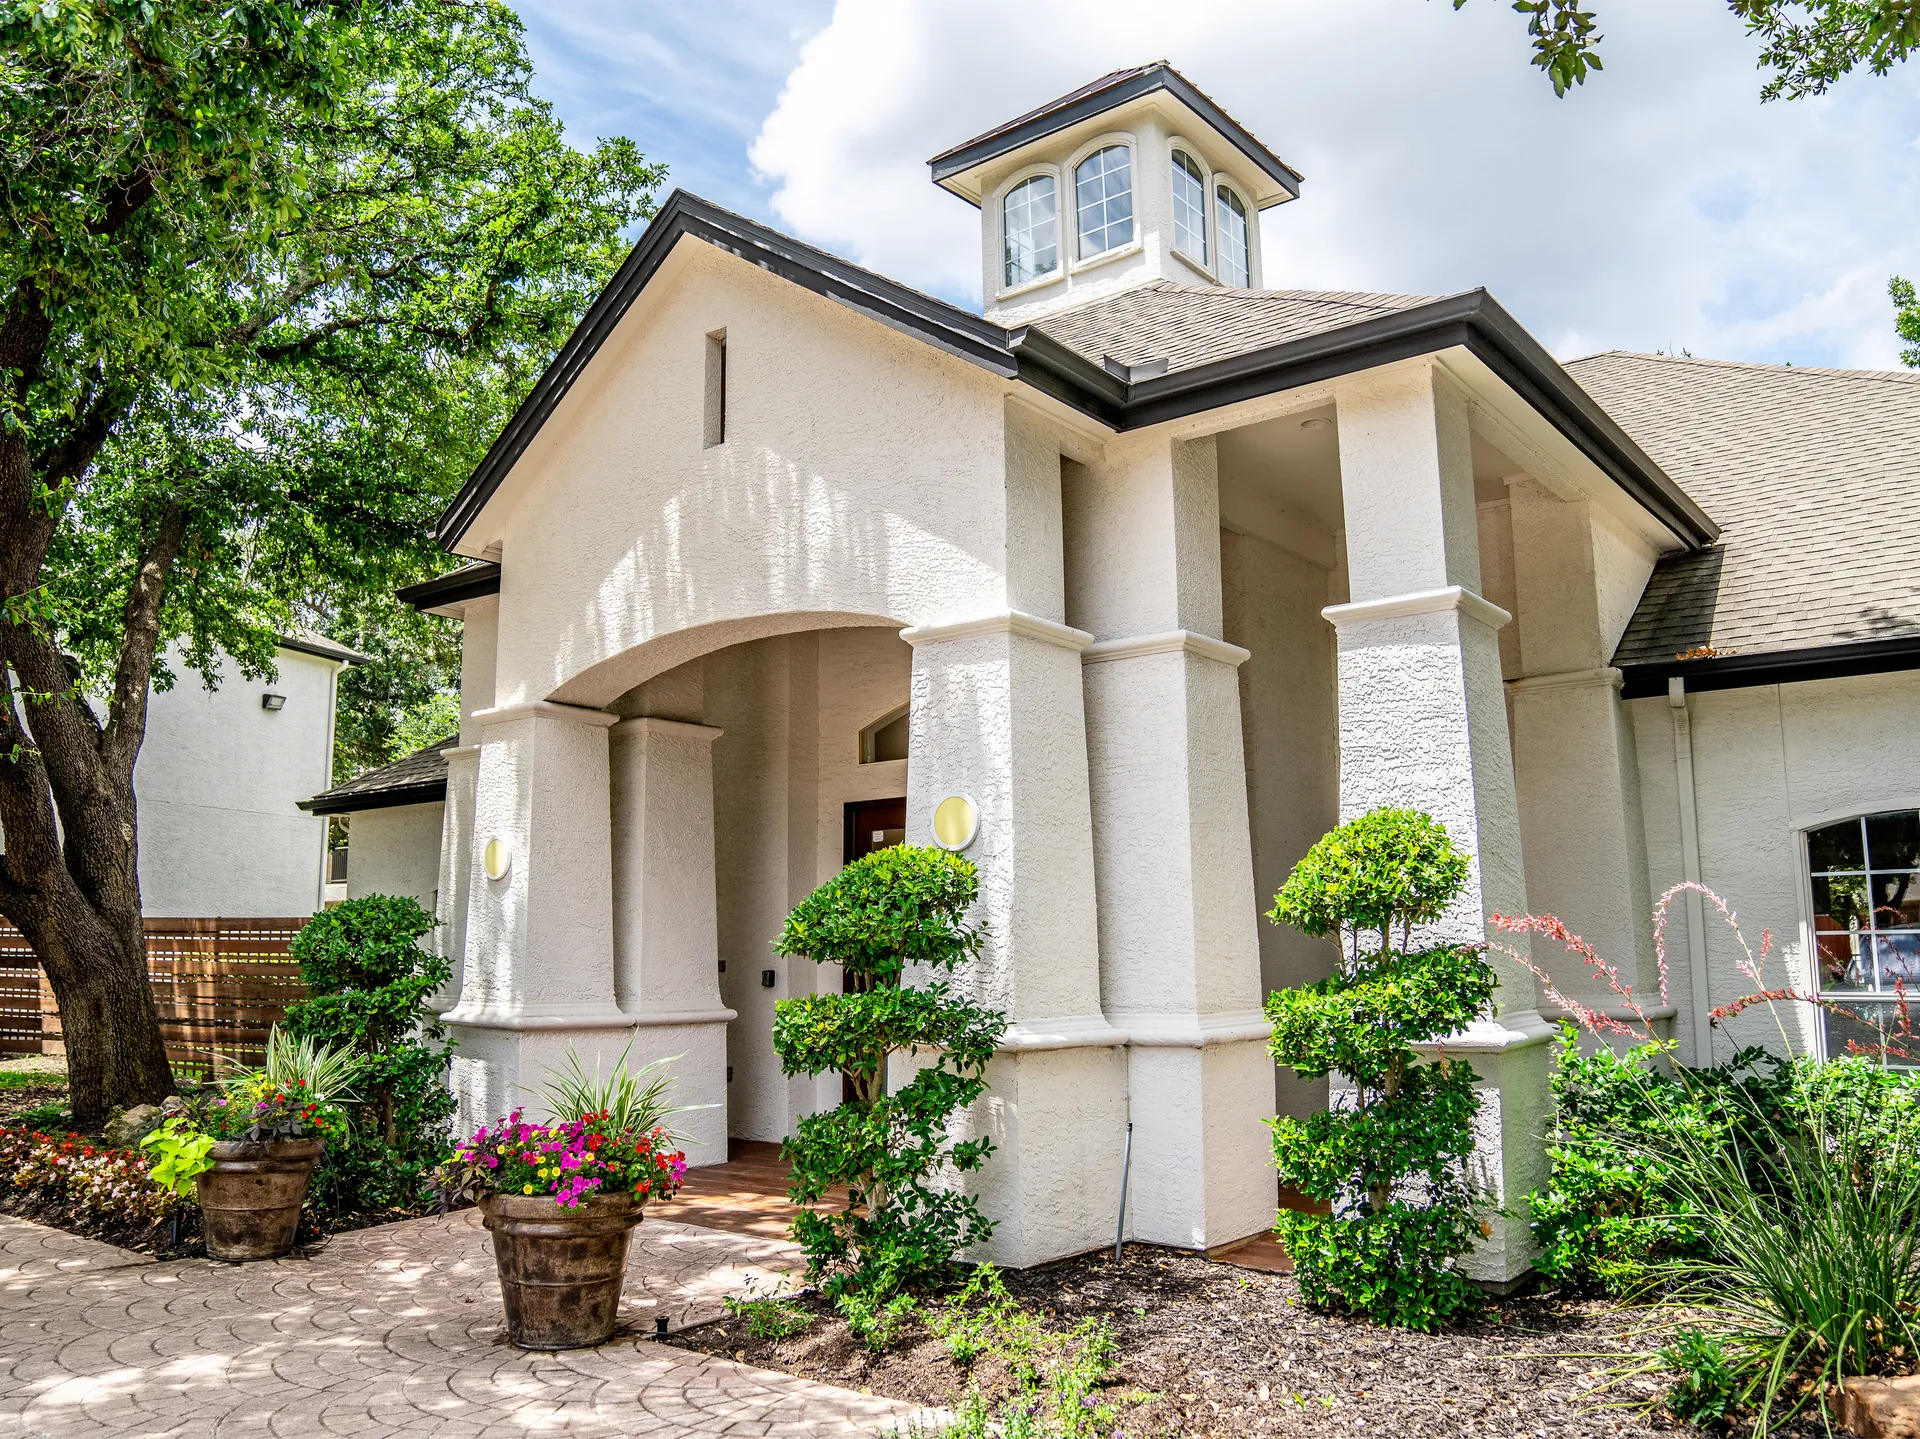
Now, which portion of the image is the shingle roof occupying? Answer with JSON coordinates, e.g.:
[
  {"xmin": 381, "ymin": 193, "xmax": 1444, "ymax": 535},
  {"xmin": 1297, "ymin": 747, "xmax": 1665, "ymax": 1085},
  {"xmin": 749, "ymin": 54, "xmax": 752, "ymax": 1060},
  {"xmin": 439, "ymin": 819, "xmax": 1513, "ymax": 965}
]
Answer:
[
  {"xmin": 1030, "ymin": 280, "xmax": 1442, "ymax": 374},
  {"xmin": 1566, "ymin": 352, "xmax": 1920, "ymax": 666},
  {"xmin": 299, "ymin": 738, "xmax": 454, "ymax": 815}
]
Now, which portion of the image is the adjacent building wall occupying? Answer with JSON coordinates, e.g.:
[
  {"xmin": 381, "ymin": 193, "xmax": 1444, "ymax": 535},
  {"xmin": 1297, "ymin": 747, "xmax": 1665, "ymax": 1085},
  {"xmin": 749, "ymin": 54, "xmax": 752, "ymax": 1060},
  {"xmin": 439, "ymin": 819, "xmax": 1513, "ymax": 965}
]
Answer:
[
  {"xmin": 136, "ymin": 644, "xmax": 340, "ymax": 917},
  {"xmin": 345, "ymin": 801, "xmax": 446, "ymax": 910},
  {"xmin": 1631, "ymin": 669, "xmax": 1920, "ymax": 1065}
]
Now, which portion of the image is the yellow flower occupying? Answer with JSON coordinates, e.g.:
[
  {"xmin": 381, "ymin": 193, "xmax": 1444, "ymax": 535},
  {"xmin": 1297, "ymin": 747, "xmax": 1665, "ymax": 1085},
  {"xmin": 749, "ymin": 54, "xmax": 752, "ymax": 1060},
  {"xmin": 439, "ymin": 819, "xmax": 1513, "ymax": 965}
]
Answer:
[{"xmin": 522, "ymin": 1184, "xmax": 534, "ymax": 1194}]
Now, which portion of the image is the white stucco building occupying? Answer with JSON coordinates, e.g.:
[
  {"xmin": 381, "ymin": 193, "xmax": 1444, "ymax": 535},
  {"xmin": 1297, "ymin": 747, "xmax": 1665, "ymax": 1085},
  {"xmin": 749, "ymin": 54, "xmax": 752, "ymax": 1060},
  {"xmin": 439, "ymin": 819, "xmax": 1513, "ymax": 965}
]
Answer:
[
  {"xmin": 136, "ymin": 632, "xmax": 360, "ymax": 916},
  {"xmin": 322, "ymin": 65, "xmax": 1920, "ymax": 1280}
]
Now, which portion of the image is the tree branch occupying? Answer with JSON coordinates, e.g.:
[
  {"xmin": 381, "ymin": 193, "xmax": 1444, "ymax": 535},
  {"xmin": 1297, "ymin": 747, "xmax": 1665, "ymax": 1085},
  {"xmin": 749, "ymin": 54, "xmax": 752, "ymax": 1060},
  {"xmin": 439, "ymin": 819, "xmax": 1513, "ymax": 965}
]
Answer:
[{"xmin": 101, "ymin": 501, "xmax": 190, "ymax": 779}]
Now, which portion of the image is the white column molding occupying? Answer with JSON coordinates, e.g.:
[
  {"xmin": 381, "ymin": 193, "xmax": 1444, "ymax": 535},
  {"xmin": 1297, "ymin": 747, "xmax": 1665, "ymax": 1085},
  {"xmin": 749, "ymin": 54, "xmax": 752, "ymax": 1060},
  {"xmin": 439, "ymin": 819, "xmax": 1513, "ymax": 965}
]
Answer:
[
  {"xmin": 1322, "ymin": 585, "xmax": 1512, "ymax": 632},
  {"xmin": 470, "ymin": 699, "xmax": 621, "ymax": 729},
  {"xmin": 899, "ymin": 610, "xmax": 1093, "ymax": 652},
  {"xmin": 1506, "ymin": 666, "xmax": 1624, "ymax": 695},
  {"xmin": 1080, "ymin": 631, "xmax": 1251, "ymax": 667}
]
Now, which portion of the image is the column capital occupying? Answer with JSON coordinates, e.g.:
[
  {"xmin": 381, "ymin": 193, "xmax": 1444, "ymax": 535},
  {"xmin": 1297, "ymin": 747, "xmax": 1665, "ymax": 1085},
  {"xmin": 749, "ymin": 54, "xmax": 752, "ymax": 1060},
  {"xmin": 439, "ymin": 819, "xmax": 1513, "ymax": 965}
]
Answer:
[
  {"xmin": 1081, "ymin": 630, "xmax": 1251, "ymax": 668},
  {"xmin": 470, "ymin": 699, "xmax": 619, "ymax": 729},
  {"xmin": 1506, "ymin": 666, "xmax": 1624, "ymax": 696},
  {"xmin": 608, "ymin": 716, "xmax": 723, "ymax": 743},
  {"xmin": 1322, "ymin": 584, "xmax": 1511, "ymax": 632},
  {"xmin": 899, "ymin": 610, "xmax": 1093, "ymax": 652}
]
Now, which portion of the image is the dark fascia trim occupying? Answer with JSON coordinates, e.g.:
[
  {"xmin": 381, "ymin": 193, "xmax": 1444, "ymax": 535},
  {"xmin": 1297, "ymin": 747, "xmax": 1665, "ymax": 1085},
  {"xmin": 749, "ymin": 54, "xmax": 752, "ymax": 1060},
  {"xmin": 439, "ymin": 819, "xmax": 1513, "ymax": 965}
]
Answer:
[
  {"xmin": 435, "ymin": 194, "xmax": 1714, "ymax": 554},
  {"xmin": 299, "ymin": 779, "xmax": 448, "ymax": 816},
  {"xmin": 928, "ymin": 63, "xmax": 1304, "ymax": 204},
  {"xmin": 1619, "ymin": 634, "xmax": 1920, "ymax": 700},
  {"xmin": 1122, "ymin": 290, "xmax": 1718, "ymax": 549},
  {"xmin": 397, "ymin": 561, "xmax": 502, "ymax": 611},
  {"xmin": 436, "ymin": 191, "xmax": 1018, "ymax": 547}
]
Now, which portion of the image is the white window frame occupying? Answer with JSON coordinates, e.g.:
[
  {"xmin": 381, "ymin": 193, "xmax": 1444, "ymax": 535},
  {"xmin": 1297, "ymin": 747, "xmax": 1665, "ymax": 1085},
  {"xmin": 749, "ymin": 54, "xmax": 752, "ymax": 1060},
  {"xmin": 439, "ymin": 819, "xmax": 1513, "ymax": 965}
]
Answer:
[
  {"xmin": 1168, "ymin": 142, "xmax": 1212, "ymax": 277},
  {"xmin": 993, "ymin": 164, "xmax": 1064, "ymax": 301},
  {"xmin": 1067, "ymin": 134, "xmax": 1139, "ymax": 269},
  {"xmin": 1214, "ymin": 178, "xmax": 1255, "ymax": 289},
  {"xmin": 1799, "ymin": 803, "xmax": 1920, "ymax": 1063},
  {"xmin": 859, "ymin": 702, "xmax": 910, "ymax": 765}
]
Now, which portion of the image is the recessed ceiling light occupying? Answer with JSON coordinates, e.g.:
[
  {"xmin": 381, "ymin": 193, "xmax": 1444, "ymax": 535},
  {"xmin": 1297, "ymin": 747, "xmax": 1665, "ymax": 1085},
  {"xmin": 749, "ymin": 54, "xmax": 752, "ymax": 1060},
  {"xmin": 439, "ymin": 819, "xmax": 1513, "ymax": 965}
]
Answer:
[{"xmin": 1299, "ymin": 416, "xmax": 1332, "ymax": 431}]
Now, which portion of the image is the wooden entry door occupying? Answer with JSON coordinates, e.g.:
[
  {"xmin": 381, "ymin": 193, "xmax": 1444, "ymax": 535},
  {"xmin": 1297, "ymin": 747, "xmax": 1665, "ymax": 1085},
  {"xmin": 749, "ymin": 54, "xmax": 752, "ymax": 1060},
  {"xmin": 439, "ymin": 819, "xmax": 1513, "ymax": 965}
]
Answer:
[{"xmin": 843, "ymin": 798, "xmax": 907, "ymax": 864}]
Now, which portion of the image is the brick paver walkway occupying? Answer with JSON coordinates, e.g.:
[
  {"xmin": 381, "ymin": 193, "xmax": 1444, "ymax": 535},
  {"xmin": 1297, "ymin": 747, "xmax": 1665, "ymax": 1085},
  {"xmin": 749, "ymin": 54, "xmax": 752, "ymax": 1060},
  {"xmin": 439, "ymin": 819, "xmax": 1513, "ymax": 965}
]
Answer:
[{"xmin": 0, "ymin": 1210, "xmax": 935, "ymax": 1437}]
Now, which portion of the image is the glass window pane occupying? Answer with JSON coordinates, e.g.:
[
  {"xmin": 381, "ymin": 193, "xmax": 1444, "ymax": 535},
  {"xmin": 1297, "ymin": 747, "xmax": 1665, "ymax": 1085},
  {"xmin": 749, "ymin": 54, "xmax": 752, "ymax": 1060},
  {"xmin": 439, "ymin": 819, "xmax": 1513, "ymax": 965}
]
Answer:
[
  {"xmin": 1875, "ymin": 933, "xmax": 1920, "ymax": 990},
  {"xmin": 1817, "ymin": 928, "xmax": 1866, "ymax": 988},
  {"xmin": 1808, "ymin": 817, "xmax": 1866, "ymax": 873},
  {"xmin": 1868, "ymin": 810, "xmax": 1920, "ymax": 870},
  {"xmin": 1074, "ymin": 146, "xmax": 1133, "ymax": 258},
  {"xmin": 1216, "ymin": 186, "xmax": 1250, "ymax": 288},
  {"xmin": 1001, "ymin": 174, "xmax": 1057, "ymax": 289},
  {"xmin": 1823, "ymin": 1000, "xmax": 1918, "ymax": 1065},
  {"xmin": 1872, "ymin": 871, "xmax": 1920, "ymax": 929},
  {"xmin": 1171, "ymin": 151, "xmax": 1207, "ymax": 265},
  {"xmin": 1813, "ymin": 873, "xmax": 1870, "ymax": 931}
]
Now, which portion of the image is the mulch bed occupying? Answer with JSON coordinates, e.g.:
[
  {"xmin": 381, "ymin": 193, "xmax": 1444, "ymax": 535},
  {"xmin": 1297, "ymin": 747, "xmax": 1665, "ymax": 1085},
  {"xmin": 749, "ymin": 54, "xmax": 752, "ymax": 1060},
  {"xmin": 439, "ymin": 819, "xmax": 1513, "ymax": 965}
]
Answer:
[
  {"xmin": 668, "ymin": 1243, "xmax": 1838, "ymax": 1437},
  {"xmin": 0, "ymin": 1077, "xmax": 70, "ymax": 1128}
]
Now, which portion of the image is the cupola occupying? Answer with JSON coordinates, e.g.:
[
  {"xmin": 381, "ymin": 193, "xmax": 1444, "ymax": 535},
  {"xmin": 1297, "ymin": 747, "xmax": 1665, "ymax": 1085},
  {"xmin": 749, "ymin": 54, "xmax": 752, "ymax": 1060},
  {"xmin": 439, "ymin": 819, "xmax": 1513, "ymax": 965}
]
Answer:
[{"xmin": 927, "ymin": 63, "xmax": 1302, "ymax": 324}]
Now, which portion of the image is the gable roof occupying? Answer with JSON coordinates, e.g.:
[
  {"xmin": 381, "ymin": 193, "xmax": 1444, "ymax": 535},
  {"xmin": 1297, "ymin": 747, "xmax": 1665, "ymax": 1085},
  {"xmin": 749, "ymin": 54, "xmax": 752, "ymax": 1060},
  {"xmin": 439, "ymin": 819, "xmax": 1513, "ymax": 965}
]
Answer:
[
  {"xmin": 431, "ymin": 190, "xmax": 1714, "ymax": 552},
  {"xmin": 927, "ymin": 63, "xmax": 1303, "ymax": 207},
  {"xmin": 299, "ymin": 737, "xmax": 454, "ymax": 815},
  {"xmin": 1568, "ymin": 352, "xmax": 1920, "ymax": 695}
]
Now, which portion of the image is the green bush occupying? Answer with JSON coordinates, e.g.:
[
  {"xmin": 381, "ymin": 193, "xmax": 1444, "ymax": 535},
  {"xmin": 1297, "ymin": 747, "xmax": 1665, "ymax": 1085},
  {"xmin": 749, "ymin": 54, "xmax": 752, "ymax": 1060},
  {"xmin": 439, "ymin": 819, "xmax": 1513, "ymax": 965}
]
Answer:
[
  {"xmin": 284, "ymin": 895, "xmax": 455, "ymax": 1213},
  {"xmin": 1264, "ymin": 808, "xmax": 1497, "ymax": 1330},
  {"xmin": 772, "ymin": 845, "xmax": 1005, "ymax": 1307}
]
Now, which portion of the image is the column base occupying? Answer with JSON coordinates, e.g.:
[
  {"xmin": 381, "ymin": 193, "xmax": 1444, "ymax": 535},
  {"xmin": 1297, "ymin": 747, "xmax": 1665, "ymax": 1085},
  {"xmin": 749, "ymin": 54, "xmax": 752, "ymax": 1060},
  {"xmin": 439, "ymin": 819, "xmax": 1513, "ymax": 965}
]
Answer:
[
  {"xmin": 1414, "ymin": 1012, "xmax": 1556, "ymax": 1285},
  {"xmin": 445, "ymin": 1009, "xmax": 733, "ymax": 1169},
  {"xmin": 967, "ymin": 1044, "xmax": 1130, "ymax": 1268},
  {"xmin": 1122, "ymin": 1033, "xmax": 1276, "ymax": 1252}
]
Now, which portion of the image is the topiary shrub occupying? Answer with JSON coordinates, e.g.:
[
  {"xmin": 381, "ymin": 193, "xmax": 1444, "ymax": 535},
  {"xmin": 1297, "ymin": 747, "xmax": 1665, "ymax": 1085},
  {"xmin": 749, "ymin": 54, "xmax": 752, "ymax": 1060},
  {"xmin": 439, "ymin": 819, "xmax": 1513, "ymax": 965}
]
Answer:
[
  {"xmin": 772, "ymin": 845, "xmax": 1006, "ymax": 1308},
  {"xmin": 1264, "ymin": 807, "xmax": 1498, "ymax": 1330},
  {"xmin": 284, "ymin": 895, "xmax": 456, "ymax": 1213}
]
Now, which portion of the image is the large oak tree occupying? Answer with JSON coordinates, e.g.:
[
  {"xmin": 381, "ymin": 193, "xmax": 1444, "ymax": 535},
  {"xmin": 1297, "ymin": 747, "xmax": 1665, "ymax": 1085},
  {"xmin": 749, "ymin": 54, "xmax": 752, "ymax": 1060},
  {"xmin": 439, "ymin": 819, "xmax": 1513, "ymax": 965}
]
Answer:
[{"xmin": 1, "ymin": 0, "xmax": 661, "ymax": 1126}]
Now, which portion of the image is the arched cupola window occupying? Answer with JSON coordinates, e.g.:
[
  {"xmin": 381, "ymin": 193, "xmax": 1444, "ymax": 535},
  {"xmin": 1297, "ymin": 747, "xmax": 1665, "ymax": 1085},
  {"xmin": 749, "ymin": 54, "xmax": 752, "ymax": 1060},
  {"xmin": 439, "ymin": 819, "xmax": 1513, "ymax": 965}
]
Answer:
[
  {"xmin": 1074, "ymin": 145, "xmax": 1133, "ymax": 258},
  {"xmin": 1002, "ymin": 174, "xmax": 1059, "ymax": 289},
  {"xmin": 1171, "ymin": 150, "xmax": 1208, "ymax": 267},
  {"xmin": 1216, "ymin": 184, "xmax": 1251, "ymax": 288}
]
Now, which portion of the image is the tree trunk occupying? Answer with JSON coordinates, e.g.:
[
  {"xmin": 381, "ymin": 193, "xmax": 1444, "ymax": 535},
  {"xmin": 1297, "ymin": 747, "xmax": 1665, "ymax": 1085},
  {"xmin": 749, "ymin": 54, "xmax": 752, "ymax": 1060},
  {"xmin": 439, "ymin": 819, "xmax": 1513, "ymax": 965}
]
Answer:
[{"xmin": 23, "ymin": 896, "xmax": 173, "ymax": 1129}]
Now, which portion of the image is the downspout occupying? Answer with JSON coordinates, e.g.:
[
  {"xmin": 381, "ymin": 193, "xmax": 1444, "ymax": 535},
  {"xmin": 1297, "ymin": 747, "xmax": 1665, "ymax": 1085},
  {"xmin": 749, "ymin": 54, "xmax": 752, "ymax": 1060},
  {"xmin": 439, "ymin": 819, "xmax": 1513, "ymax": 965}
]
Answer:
[{"xmin": 1667, "ymin": 678, "xmax": 1713, "ymax": 1063}]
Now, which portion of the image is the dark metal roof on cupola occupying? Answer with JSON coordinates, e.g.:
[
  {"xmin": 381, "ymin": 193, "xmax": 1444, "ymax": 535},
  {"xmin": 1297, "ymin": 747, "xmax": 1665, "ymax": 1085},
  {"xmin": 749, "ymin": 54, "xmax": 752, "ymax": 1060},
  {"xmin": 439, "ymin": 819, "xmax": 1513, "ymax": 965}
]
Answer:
[{"xmin": 927, "ymin": 62, "xmax": 1304, "ymax": 208}]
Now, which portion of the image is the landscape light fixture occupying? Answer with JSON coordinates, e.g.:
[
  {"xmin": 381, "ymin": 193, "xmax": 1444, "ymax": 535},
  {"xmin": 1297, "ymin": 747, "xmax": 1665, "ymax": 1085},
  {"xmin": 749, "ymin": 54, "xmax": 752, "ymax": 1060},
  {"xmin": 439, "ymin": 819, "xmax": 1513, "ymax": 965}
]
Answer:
[{"xmin": 260, "ymin": 693, "xmax": 286, "ymax": 711}]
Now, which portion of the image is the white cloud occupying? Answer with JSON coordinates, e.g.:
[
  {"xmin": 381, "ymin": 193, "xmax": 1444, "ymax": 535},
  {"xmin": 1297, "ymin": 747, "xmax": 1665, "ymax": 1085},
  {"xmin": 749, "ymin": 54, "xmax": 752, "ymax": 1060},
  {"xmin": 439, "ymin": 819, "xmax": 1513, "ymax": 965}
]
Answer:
[{"xmin": 748, "ymin": 0, "xmax": 1920, "ymax": 368}]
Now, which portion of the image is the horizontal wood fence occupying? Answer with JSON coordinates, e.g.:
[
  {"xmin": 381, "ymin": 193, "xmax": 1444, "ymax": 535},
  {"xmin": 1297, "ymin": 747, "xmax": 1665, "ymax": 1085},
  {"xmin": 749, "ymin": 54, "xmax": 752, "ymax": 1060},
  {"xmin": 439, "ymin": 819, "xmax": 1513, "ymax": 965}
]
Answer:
[{"xmin": 0, "ymin": 918, "xmax": 310, "ymax": 1074}]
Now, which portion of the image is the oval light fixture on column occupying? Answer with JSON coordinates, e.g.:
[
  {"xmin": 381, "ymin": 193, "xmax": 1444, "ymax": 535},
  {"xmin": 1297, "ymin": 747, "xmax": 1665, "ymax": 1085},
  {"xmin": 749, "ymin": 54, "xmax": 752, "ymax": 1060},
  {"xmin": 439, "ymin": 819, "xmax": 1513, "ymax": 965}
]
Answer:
[
  {"xmin": 483, "ymin": 837, "xmax": 512, "ymax": 881},
  {"xmin": 931, "ymin": 794, "xmax": 978, "ymax": 852}
]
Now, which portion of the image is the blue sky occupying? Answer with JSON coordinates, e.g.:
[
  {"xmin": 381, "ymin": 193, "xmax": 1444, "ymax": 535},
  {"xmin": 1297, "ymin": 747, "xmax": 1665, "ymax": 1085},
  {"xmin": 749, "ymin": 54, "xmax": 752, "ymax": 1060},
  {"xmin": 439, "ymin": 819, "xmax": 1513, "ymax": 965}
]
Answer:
[{"xmin": 511, "ymin": 0, "xmax": 1920, "ymax": 370}]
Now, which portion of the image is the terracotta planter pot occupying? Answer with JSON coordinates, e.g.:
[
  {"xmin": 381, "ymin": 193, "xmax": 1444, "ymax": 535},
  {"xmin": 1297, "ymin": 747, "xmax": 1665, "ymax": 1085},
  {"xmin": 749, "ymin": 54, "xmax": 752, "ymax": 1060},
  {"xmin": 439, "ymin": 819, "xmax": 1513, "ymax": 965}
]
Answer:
[
  {"xmin": 196, "ymin": 1137, "xmax": 324, "ymax": 1261},
  {"xmin": 479, "ymin": 1190, "xmax": 644, "ymax": 1350}
]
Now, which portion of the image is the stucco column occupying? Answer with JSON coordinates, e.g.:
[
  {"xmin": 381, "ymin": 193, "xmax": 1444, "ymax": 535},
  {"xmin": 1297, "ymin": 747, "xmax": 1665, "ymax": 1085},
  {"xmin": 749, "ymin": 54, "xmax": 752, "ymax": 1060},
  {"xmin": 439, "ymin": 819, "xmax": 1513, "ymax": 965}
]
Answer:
[
  {"xmin": 900, "ymin": 611, "xmax": 1128, "ymax": 1268},
  {"xmin": 608, "ymin": 716, "xmax": 735, "ymax": 1167},
  {"xmin": 429, "ymin": 744, "xmax": 479, "ymax": 1016},
  {"xmin": 1505, "ymin": 479, "xmax": 1661, "ymax": 1025},
  {"xmin": 443, "ymin": 699, "xmax": 631, "ymax": 1135},
  {"xmin": 1065, "ymin": 431, "xmax": 1274, "ymax": 1252},
  {"xmin": 1330, "ymin": 361, "xmax": 1552, "ymax": 1285}
]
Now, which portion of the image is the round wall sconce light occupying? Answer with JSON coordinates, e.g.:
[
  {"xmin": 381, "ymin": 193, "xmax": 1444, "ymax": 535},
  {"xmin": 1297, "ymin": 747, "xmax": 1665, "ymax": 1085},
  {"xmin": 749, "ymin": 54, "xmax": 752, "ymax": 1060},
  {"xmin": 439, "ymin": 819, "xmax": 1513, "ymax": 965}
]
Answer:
[
  {"xmin": 483, "ymin": 837, "xmax": 512, "ymax": 881},
  {"xmin": 931, "ymin": 794, "xmax": 979, "ymax": 852}
]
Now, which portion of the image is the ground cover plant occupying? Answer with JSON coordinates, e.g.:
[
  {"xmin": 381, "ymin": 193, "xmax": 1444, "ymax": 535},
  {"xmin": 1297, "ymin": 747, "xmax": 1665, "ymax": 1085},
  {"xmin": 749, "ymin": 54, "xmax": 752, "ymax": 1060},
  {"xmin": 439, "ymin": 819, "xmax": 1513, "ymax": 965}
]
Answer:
[
  {"xmin": 771, "ymin": 845, "xmax": 1006, "ymax": 1326},
  {"xmin": 668, "ymin": 1243, "xmax": 1756, "ymax": 1438},
  {"xmin": 1499, "ymin": 881, "xmax": 1920, "ymax": 1432},
  {"xmin": 285, "ymin": 896, "xmax": 457, "ymax": 1215},
  {"xmin": 1263, "ymin": 808, "xmax": 1498, "ymax": 1330}
]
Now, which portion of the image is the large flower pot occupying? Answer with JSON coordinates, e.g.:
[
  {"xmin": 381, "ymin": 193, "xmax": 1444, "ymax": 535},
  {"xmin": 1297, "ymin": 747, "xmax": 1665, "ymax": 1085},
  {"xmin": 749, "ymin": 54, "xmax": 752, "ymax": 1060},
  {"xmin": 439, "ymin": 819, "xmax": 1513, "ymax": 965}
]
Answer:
[
  {"xmin": 479, "ymin": 1191, "xmax": 644, "ymax": 1350},
  {"xmin": 196, "ymin": 1137, "xmax": 324, "ymax": 1261}
]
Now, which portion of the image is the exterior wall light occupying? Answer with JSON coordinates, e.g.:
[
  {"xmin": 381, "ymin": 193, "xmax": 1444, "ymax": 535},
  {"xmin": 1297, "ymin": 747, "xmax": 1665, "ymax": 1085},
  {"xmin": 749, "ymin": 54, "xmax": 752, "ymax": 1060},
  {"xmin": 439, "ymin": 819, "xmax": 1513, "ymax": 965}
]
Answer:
[
  {"xmin": 931, "ymin": 794, "xmax": 979, "ymax": 852},
  {"xmin": 261, "ymin": 693, "xmax": 286, "ymax": 711},
  {"xmin": 483, "ymin": 837, "xmax": 512, "ymax": 881}
]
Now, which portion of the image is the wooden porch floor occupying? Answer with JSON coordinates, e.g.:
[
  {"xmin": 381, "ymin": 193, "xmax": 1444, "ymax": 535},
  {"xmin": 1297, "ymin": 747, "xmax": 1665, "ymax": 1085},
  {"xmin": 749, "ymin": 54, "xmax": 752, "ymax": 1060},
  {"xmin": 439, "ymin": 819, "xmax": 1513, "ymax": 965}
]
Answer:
[{"xmin": 667, "ymin": 1139, "xmax": 1302, "ymax": 1275}]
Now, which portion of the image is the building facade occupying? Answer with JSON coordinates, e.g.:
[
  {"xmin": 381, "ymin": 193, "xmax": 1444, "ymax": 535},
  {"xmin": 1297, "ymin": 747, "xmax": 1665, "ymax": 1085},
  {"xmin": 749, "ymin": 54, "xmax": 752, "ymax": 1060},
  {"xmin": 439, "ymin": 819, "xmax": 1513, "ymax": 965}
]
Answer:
[{"xmin": 333, "ymin": 65, "xmax": 1920, "ymax": 1280}]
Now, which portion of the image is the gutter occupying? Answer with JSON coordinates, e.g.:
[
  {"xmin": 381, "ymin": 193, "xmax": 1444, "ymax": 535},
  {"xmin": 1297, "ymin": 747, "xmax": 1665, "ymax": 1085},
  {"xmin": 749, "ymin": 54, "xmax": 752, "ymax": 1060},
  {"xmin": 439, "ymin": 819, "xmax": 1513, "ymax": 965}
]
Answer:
[{"xmin": 1618, "ymin": 633, "xmax": 1920, "ymax": 700}]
